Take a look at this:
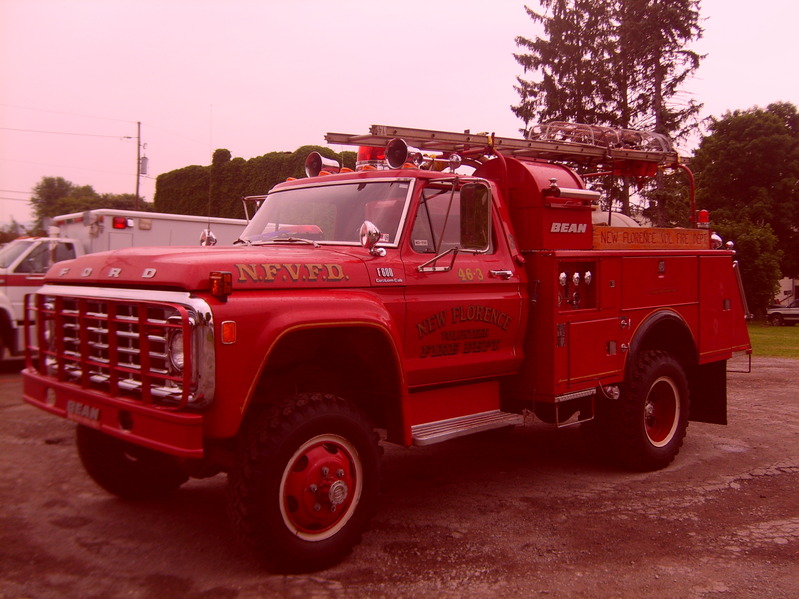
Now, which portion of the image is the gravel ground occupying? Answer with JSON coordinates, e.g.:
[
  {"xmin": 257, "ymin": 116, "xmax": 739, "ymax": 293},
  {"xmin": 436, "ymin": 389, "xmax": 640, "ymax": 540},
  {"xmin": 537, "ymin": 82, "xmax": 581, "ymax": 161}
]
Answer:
[{"xmin": 1, "ymin": 355, "xmax": 797, "ymax": 598}]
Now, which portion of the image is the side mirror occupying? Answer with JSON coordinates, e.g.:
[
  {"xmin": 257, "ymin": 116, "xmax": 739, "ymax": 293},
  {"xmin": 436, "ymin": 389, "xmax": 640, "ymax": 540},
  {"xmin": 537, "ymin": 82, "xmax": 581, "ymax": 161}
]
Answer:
[
  {"xmin": 359, "ymin": 220, "xmax": 386, "ymax": 256},
  {"xmin": 459, "ymin": 183, "xmax": 491, "ymax": 251},
  {"xmin": 200, "ymin": 229, "xmax": 217, "ymax": 246}
]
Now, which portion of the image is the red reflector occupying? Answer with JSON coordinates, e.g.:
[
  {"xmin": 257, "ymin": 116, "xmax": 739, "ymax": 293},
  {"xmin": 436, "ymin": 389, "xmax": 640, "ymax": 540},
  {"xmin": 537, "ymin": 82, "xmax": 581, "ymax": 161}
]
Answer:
[
  {"xmin": 221, "ymin": 321, "xmax": 237, "ymax": 344},
  {"xmin": 112, "ymin": 216, "xmax": 129, "ymax": 229}
]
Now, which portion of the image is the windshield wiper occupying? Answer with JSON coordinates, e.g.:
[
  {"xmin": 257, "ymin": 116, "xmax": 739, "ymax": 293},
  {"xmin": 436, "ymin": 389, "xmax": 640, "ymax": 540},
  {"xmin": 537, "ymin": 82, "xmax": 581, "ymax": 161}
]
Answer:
[{"xmin": 251, "ymin": 237, "xmax": 320, "ymax": 248}]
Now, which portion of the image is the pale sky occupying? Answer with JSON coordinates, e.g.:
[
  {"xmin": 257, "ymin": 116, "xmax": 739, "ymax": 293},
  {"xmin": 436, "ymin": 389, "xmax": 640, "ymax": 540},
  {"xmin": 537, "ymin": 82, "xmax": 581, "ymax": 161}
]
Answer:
[{"xmin": 1, "ymin": 0, "xmax": 797, "ymax": 225}]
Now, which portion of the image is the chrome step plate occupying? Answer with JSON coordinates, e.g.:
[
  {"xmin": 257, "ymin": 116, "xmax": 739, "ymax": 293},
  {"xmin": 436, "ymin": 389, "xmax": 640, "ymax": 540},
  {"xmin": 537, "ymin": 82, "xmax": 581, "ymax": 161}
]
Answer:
[{"xmin": 411, "ymin": 410, "xmax": 523, "ymax": 446}]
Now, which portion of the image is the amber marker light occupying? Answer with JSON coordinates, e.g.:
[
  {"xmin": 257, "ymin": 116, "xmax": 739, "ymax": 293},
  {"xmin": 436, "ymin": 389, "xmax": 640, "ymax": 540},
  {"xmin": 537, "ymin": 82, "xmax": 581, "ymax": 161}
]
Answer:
[
  {"xmin": 221, "ymin": 321, "xmax": 237, "ymax": 345},
  {"xmin": 210, "ymin": 271, "xmax": 233, "ymax": 300}
]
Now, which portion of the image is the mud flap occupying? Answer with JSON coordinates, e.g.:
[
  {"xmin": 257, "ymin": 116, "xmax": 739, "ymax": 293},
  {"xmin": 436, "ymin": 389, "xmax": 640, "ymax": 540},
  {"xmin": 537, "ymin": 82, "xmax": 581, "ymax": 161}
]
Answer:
[{"xmin": 688, "ymin": 360, "xmax": 727, "ymax": 425}]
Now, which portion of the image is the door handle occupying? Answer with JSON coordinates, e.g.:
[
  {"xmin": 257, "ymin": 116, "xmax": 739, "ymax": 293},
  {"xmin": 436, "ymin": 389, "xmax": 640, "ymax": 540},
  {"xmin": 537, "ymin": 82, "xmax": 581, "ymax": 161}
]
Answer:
[{"xmin": 489, "ymin": 269, "xmax": 514, "ymax": 280}]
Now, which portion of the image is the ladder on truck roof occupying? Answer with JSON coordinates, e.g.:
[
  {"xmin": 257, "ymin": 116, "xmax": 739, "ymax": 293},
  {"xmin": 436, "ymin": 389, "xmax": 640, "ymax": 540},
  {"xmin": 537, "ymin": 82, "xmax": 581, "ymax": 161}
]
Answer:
[{"xmin": 325, "ymin": 123, "xmax": 680, "ymax": 171}]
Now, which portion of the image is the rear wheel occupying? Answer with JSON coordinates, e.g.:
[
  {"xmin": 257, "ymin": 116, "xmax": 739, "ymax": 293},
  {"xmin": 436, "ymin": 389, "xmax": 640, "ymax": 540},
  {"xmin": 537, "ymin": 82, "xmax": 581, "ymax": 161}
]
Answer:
[
  {"xmin": 610, "ymin": 350, "xmax": 689, "ymax": 471},
  {"xmin": 769, "ymin": 314, "xmax": 784, "ymax": 326},
  {"xmin": 75, "ymin": 425, "xmax": 189, "ymax": 499},
  {"xmin": 227, "ymin": 393, "xmax": 381, "ymax": 572}
]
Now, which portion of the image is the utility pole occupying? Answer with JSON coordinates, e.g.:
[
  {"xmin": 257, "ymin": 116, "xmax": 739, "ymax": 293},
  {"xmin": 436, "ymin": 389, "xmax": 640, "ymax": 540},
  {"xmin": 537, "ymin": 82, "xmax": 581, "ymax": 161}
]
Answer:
[{"xmin": 135, "ymin": 121, "xmax": 141, "ymax": 210}]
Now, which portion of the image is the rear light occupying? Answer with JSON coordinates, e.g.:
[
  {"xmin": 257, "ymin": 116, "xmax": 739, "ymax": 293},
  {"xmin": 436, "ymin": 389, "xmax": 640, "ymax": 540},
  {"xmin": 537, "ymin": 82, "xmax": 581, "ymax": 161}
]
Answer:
[{"xmin": 112, "ymin": 216, "xmax": 132, "ymax": 229}]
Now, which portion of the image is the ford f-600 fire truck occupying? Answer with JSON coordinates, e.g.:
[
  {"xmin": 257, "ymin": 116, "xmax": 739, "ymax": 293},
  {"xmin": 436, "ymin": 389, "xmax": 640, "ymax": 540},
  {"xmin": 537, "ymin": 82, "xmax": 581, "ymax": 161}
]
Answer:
[{"xmin": 22, "ymin": 122, "xmax": 751, "ymax": 572}]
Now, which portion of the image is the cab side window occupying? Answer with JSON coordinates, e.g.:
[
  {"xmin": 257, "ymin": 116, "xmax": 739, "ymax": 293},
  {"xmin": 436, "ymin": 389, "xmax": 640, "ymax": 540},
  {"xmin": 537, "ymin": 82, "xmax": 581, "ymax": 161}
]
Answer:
[
  {"xmin": 54, "ymin": 242, "xmax": 76, "ymax": 263},
  {"xmin": 411, "ymin": 187, "xmax": 462, "ymax": 254},
  {"xmin": 410, "ymin": 185, "xmax": 494, "ymax": 254},
  {"xmin": 13, "ymin": 242, "xmax": 75, "ymax": 274},
  {"xmin": 14, "ymin": 243, "xmax": 49, "ymax": 274}
]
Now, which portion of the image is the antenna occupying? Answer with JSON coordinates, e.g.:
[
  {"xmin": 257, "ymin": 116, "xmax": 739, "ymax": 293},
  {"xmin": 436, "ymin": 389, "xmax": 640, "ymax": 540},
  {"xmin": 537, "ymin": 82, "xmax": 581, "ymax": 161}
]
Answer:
[{"xmin": 208, "ymin": 104, "xmax": 213, "ymax": 229}]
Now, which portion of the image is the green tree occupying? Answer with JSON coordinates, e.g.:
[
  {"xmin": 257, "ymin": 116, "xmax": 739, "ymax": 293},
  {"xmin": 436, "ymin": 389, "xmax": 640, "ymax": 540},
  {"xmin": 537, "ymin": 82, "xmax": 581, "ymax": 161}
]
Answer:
[
  {"xmin": 154, "ymin": 145, "xmax": 352, "ymax": 219},
  {"xmin": 0, "ymin": 220, "xmax": 28, "ymax": 244},
  {"xmin": 100, "ymin": 193, "xmax": 152, "ymax": 212},
  {"xmin": 512, "ymin": 0, "xmax": 703, "ymax": 220},
  {"xmin": 692, "ymin": 102, "xmax": 799, "ymax": 279},
  {"xmin": 514, "ymin": 0, "xmax": 703, "ymax": 136},
  {"xmin": 30, "ymin": 176, "xmax": 152, "ymax": 231},
  {"xmin": 711, "ymin": 220, "xmax": 782, "ymax": 317},
  {"xmin": 614, "ymin": 0, "xmax": 703, "ymax": 137},
  {"xmin": 31, "ymin": 176, "xmax": 75, "ymax": 221},
  {"xmin": 512, "ymin": 0, "xmax": 616, "ymax": 133}
]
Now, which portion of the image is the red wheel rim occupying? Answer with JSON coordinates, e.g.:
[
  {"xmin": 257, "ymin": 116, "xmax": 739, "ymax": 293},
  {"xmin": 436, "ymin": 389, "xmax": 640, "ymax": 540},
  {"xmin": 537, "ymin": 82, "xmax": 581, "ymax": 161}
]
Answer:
[
  {"xmin": 279, "ymin": 434, "xmax": 362, "ymax": 541},
  {"xmin": 644, "ymin": 376, "xmax": 680, "ymax": 447}
]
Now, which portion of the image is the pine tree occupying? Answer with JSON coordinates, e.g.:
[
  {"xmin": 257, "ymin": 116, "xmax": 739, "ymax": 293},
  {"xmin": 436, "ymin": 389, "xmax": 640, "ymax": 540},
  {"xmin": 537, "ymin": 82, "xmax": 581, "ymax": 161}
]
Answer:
[
  {"xmin": 512, "ymin": 0, "xmax": 704, "ymax": 221},
  {"xmin": 512, "ymin": 0, "xmax": 617, "ymax": 135}
]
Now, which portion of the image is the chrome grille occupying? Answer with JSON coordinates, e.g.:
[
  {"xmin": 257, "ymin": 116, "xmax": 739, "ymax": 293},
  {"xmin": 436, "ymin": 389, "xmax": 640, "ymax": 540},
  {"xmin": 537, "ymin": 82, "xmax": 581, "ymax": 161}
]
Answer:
[{"xmin": 30, "ymin": 292, "xmax": 198, "ymax": 407}]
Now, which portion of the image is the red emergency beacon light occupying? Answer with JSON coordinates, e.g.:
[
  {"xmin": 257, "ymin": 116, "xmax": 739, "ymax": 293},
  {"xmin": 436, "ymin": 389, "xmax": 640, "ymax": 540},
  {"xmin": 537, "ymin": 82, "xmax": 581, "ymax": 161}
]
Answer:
[
  {"xmin": 697, "ymin": 209, "xmax": 710, "ymax": 229},
  {"xmin": 356, "ymin": 146, "xmax": 386, "ymax": 171},
  {"xmin": 112, "ymin": 216, "xmax": 132, "ymax": 229}
]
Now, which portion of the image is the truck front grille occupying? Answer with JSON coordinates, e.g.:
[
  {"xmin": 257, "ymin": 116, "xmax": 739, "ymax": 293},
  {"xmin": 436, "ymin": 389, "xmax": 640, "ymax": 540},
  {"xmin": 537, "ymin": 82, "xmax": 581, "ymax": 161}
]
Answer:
[{"xmin": 27, "ymin": 292, "xmax": 199, "ymax": 407}]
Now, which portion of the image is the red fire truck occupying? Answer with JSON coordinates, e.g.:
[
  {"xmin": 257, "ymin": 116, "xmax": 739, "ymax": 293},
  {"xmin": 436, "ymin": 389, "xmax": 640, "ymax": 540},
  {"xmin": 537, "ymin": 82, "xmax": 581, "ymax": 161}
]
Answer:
[{"xmin": 22, "ymin": 122, "xmax": 751, "ymax": 572}]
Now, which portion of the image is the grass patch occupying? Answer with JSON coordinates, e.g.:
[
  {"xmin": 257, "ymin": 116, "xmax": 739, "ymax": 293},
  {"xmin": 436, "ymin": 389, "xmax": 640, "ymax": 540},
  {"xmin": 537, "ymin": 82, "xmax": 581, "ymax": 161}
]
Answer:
[{"xmin": 747, "ymin": 321, "xmax": 799, "ymax": 359}]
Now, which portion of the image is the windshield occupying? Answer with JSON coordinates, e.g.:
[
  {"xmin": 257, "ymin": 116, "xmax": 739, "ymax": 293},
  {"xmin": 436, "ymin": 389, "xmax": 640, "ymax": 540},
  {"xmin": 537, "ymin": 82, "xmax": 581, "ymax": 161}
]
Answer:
[
  {"xmin": 0, "ymin": 239, "xmax": 34, "ymax": 268},
  {"xmin": 240, "ymin": 179, "xmax": 411, "ymax": 245}
]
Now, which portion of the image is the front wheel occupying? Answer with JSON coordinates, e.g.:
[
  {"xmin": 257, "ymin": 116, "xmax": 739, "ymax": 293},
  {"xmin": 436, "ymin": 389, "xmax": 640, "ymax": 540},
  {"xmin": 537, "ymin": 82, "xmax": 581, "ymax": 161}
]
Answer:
[
  {"xmin": 75, "ymin": 425, "xmax": 189, "ymax": 499},
  {"xmin": 227, "ymin": 393, "xmax": 381, "ymax": 572},
  {"xmin": 610, "ymin": 350, "xmax": 690, "ymax": 471}
]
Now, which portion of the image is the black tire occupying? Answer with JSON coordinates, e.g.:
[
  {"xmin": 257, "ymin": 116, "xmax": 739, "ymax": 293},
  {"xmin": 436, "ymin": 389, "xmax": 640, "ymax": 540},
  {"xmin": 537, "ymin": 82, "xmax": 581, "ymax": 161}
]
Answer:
[
  {"xmin": 75, "ymin": 425, "xmax": 189, "ymax": 500},
  {"xmin": 769, "ymin": 314, "xmax": 784, "ymax": 326},
  {"xmin": 610, "ymin": 350, "xmax": 689, "ymax": 471},
  {"xmin": 227, "ymin": 393, "xmax": 381, "ymax": 573}
]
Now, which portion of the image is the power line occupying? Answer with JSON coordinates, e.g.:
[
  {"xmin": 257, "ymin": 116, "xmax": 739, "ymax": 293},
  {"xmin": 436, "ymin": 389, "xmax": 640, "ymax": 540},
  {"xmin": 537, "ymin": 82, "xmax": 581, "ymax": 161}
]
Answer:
[
  {"xmin": 0, "ymin": 126, "xmax": 131, "ymax": 139},
  {"xmin": 0, "ymin": 156, "xmax": 134, "ymax": 176},
  {"xmin": 0, "ymin": 103, "xmax": 136, "ymax": 124}
]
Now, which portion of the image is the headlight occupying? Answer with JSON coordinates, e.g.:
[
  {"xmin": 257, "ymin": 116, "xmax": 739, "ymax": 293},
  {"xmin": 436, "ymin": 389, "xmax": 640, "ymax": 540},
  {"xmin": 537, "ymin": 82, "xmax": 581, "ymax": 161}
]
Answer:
[{"xmin": 168, "ymin": 330, "xmax": 185, "ymax": 371}]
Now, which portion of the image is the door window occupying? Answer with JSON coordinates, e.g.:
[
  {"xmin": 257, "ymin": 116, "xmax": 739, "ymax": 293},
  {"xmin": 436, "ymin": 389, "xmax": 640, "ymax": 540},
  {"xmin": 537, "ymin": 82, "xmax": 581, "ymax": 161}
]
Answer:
[{"xmin": 410, "ymin": 183, "xmax": 493, "ymax": 255}]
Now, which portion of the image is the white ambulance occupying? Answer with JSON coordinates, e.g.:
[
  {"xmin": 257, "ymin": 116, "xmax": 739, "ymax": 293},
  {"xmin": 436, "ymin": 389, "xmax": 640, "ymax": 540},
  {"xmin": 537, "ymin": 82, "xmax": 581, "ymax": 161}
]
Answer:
[{"xmin": 0, "ymin": 209, "xmax": 245, "ymax": 359}]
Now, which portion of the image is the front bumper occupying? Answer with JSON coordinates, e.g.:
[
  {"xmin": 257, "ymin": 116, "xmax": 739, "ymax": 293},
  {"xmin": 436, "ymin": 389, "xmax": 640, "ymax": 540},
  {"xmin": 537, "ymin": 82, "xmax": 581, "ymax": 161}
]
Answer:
[{"xmin": 23, "ymin": 368, "xmax": 204, "ymax": 458}]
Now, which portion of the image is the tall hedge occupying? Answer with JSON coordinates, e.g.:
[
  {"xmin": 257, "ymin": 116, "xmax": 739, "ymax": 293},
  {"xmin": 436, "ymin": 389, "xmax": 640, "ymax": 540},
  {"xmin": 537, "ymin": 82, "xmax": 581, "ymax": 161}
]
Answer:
[{"xmin": 154, "ymin": 146, "xmax": 356, "ymax": 219}]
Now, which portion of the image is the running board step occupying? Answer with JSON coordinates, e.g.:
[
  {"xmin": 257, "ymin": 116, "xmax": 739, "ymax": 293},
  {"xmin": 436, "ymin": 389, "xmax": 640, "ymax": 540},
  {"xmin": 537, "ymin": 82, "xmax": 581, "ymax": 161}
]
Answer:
[{"xmin": 411, "ymin": 410, "xmax": 524, "ymax": 446}]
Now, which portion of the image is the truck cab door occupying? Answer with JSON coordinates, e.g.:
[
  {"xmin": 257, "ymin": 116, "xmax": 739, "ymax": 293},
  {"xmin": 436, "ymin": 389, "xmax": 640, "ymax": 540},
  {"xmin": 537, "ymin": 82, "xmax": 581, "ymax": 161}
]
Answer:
[{"xmin": 400, "ymin": 180, "xmax": 524, "ymax": 387}]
